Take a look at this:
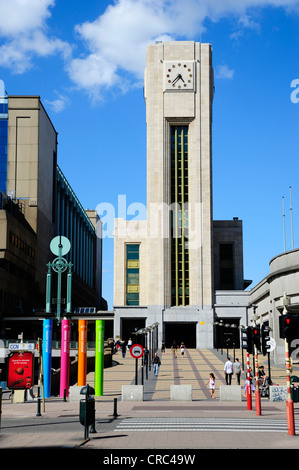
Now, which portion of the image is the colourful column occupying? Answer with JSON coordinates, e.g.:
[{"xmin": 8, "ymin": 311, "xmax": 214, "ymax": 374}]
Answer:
[
  {"xmin": 78, "ymin": 320, "xmax": 87, "ymax": 386},
  {"xmin": 95, "ymin": 320, "xmax": 104, "ymax": 396},
  {"xmin": 60, "ymin": 318, "xmax": 71, "ymax": 397},
  {"xmin": 42, "ymin": 319, "xmax": 52, "ymax": 398}
]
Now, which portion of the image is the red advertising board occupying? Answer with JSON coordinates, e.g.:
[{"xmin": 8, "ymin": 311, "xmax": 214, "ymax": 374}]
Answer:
[{"xmin": 7, "ymin": 351, "xmax": 34, "ymax": 389}]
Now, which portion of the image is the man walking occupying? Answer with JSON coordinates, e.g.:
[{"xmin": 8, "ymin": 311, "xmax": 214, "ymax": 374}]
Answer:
[
  {"xmin": 233, "ymin": 358, "xmax": 243, "ymax": 385},
  {"xmin": 224, "ymin": 357, "xmax": 233, "ymax": 385},
  {"xmin": 153, "ymin": 352, "xmax": 161, "ymax": 377}
]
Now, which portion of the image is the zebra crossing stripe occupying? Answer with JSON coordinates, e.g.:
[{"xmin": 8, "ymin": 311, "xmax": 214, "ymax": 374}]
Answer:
[{"xmin": 114, "ymin": 417, "xmax": 297, "ymax": 433}]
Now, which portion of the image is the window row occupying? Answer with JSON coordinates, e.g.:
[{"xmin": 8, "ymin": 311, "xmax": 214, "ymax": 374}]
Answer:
[{"xmin": 9, "ymin": 231, "xmax": 35, "ymax": 259}]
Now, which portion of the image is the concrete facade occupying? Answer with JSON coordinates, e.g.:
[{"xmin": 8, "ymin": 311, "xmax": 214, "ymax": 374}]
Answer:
[
  {"xmin": 247, "ymin": 249, "xmax": 299, "ymax": 365},
  {"xmin": 0, "ymin": 94, "xmax": 106, "ymax": 343}
]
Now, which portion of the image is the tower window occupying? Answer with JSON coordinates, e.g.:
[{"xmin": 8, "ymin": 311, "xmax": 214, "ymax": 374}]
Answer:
[
  {"xmin": 126, "ymin": 244, "xmax": 140, "ymax": 305},
  {"xmin": 170, "ymin": 126, "xmax": 189, "ymax": 306},
  {"xmin": 219, "ymin": 243, "xmax": 234, "ymax": 290}
]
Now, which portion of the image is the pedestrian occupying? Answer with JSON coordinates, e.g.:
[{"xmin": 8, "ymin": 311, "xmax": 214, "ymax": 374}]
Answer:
[
  {"xmin": 233, "ymin": 358, "xmax": 243, "ymax": 385},
  {"xmin": 243, "ymin": 367, "xmax": 255, "ymax": 397},
  {"xmin": 161, "ymin": 341, "xmax": 165, "ymax": 353},
  {"xmin": 180, "ymin": 342, "xmax": 186, "ymax": 357},
  {"xmin": 258, "ymin": 365, "xmax": 269, "ymax": 386},
  {"xmin": 206, "ymin": 373, "xmax": 216, "ymax": 399},
  {"xmin": 153, "ymin": 352, "xmax": 161, "ymax": 377},
  {"xmin": 121, "ymin": 340, "xmax": 126, "ymax": 358},
  {"xmin": 127, "ymin": 338, "xmax": 133, "ymax": 350},
  {"xmin": 171, "ymin": 340, "xmax": 177, "ymax": 357},
  {"xmin": 224, "ymin": 356, "xmax": 233, "ymax": 385}
]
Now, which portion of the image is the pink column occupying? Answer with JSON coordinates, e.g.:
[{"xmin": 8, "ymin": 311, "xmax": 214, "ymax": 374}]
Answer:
[{"xmin": 60, "ymin": 318, "xmax": 71, "ymax": 398}]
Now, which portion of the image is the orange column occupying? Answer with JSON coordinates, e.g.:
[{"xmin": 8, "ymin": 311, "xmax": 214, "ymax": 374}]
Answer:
[{"xmin": 78, "ymin": 320, "xmax": 87, "ymax": 386}]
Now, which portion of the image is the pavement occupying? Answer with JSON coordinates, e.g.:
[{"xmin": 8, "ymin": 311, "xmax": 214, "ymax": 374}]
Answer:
[{"xmin": 1, "ymin": 347, "xmax": 299, "ymax": 456}]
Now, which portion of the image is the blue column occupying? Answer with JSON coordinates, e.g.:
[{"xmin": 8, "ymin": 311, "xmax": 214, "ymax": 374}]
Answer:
[{"xmin": 42, "ymin": 319, "xmax": 53, "ymax": 398}]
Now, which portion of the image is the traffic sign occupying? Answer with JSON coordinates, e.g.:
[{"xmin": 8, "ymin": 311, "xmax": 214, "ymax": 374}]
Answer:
[
  {"xmin": 130, "ymin": 344, "xmax": 144, "ymax": 359},
  {"xmin": 9, "ymin": 343, "xmax": 35, "ymax": 351},
  {"xmin": 267, "ymin": 337, "xmax": 276, "ymax": 352}
]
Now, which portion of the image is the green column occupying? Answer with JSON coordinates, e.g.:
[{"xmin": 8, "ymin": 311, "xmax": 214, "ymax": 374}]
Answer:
[{"xmin": 95, "ymin": 320, "xmax": 104, "ymax": 396}]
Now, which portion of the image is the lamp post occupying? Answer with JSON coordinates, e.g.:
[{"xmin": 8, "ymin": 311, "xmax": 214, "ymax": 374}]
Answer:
[
  {"xmin": 44, "ymin": 236, "xmax": 72, "ymax": 399},
  {"xmin": 219, "ymin": 320, "xmax": 224, "ymax": 355}
]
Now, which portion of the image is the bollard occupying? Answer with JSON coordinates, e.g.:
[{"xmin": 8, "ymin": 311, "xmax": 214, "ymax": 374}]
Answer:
[
  {"xmin": 113, "ymin": 397, "xmax": 119, "ymax": 418},
  {"xmin": 90, "ymin": 401, "xmax": 96, "ymax": 434},
  {"xmin": 36, "ymin": 398, "xmax": 42, "ymax": 416}
]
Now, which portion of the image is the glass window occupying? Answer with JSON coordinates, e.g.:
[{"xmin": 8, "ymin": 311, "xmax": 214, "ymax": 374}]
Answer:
[
  {"xmin": 126, "ymin": 244, "xmax": 140, "ymax": 306},
  {"xmin": 170, "ymin": 125, "xmax": 189, "ymax": 306}
]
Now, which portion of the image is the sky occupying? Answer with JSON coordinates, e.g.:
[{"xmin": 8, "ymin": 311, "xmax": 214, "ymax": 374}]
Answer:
[{"xmin": 0, "ymin": 0, "xmax": 298, "ymax": 309}]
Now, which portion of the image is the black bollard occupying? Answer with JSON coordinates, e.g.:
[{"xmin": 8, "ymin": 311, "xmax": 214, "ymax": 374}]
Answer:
[
  {"xmin": 36, "ymin": 398, "xmax": 41, "ymax": 416},
  {"xmin": 113, "ymin": 397, "xmax": 119, "ymax": 418}
]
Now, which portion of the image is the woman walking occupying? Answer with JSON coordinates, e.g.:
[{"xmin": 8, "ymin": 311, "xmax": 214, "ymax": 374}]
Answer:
[{"xmin": 206, "ymin": 373, "xmax": 216, "ymax": 399}]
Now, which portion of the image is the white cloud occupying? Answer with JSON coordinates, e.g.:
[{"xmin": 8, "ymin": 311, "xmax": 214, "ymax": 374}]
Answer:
[
  {"xmin": 215, "ymin": 64, "xmax": 235, "ymax": 79},
  {"xmin": 0, "ymin": 0, "xmax": 71, "ymax": 73},
  {"xmin": 66, "ymin": 0, "xmax": 299, "ymax": 97},
  {"xmin": 0, "ymin": 0, "xmax": 55, "ymax": 36},
  {"xmin": 44, "ymin": 93, "xmax": 70, "ymax": 113}
]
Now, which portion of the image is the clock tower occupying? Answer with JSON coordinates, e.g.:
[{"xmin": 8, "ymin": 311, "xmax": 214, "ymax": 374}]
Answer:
[{"xmin": 114, "ymin": 41, "xmax": 215, "ymax": 347}]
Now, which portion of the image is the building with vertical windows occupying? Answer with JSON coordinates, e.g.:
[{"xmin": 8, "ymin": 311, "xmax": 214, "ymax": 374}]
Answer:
[
  {"xmin": 0, "ymin": 90, "xmax": 106, "ymax": 342},
  {"xmin": 113, "ymin": 41, "xmax": 250, "ymax": 348}
]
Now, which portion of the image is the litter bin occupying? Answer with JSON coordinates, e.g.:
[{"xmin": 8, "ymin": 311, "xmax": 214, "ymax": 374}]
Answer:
[
  {"xmin": 79, "ymin": 384, "xmax": 96, "ymax": 440},
  {"xmin": 290, "ymin": 376, "xmax": 299, "ymax": 403}
]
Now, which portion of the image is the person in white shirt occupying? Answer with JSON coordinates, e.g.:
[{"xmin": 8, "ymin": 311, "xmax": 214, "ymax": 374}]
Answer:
[{"xmin": 224, "ymin": 357, "xmax": 233, "ymax": 385}]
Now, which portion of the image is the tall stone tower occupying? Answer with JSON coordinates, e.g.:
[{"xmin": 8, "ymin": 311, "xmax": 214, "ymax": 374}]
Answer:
[{"xmin": 114, "ymin": 41, "xmax": 215, "ymax": 347}]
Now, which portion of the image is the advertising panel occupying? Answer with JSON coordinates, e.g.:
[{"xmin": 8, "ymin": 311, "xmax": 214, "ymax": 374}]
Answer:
[{"xmin": 7, "ymin": 351, "xmax": 34, "ymax": 389}]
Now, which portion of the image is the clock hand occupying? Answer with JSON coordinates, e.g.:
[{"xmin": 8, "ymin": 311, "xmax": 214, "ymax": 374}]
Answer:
[
  {"xmin": 172, "ymin": 74, "xmax": 185, "ymax": 86},
  {"xmin": 172, "ymin": 75, "xmax": 180, "ymax": 85}
]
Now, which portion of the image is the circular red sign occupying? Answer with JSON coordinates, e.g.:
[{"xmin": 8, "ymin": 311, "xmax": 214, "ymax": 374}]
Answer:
[{"xmin": 130, "ymin": 344, "xmax": 144, "ymax": 359}]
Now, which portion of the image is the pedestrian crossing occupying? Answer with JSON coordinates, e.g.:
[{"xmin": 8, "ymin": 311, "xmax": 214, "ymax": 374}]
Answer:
[{"xmin": 114, "ymin": 417, "xmax": 299, "ymax": 433}]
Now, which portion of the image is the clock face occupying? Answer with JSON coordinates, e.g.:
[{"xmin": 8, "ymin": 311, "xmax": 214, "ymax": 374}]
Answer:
[{"xmin": 164, "ymin": 61, "xmax": 195, "ymax": 91}]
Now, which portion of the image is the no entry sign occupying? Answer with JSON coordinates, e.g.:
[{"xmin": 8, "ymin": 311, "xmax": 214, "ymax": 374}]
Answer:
[{"xmin": 130, "ymin": 344, "xmax": 144, "ymax": 359}]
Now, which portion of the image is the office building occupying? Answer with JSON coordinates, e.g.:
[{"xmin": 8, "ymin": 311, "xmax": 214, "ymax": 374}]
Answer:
[{"xmin": 0, "ymin": 89, "xmax": 106, "ymax": 342}]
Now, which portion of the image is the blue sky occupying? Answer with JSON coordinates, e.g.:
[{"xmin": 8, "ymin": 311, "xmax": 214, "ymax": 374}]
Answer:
[{"xmin": 0, "ymin": 0, "xmax": 298, "ymax": 309}]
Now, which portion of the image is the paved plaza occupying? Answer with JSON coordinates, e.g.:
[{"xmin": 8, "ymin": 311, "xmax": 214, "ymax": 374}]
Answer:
[{"xmin": 1, "ymin": 347, "xmax": 299, "ymax": 453}]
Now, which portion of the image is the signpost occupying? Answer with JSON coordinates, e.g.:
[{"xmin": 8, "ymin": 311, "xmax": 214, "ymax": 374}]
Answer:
[
  {"xmin": 7, "ymin": 351, "xmax": 34, "ymax": 390},
  {"xmin": 42, "ymin": 319, "xmax": 52, "ymax": 398},
  {"xmin": 130, "ymin": 344, "xmax": 144, "ymax": 385},
  {"xmin": 78, "ymin": 320, "xmax": 87, "ymax": 387},
  {"xmin": 60, "ymin": 318, "xmax": 71, "ymax": 398}
]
